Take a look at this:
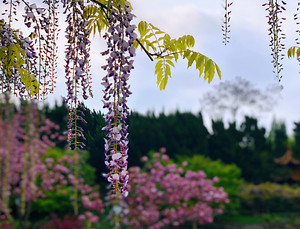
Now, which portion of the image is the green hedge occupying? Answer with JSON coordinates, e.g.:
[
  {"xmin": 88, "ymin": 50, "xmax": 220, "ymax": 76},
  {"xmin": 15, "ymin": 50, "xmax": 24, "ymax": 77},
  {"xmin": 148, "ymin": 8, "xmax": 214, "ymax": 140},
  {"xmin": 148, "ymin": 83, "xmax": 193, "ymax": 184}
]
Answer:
[{"xmin": 238, "ymin": 182, "xmax": 300, "ymax": 213}]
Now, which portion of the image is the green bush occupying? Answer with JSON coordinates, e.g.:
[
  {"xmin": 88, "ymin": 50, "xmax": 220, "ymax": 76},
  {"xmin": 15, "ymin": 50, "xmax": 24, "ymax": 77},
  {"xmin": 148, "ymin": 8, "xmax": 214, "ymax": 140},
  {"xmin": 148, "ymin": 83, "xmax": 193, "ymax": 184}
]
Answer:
[
  {"xmin": 175, "ymin": 154, "xmax": 244, "ymax": 213},
  {"xmin": 238, "ymin": 182, "xmax": 300, "ymax": 213},
  {"xmin": 30, "ymin": 191, "xmax": 73, "ymax": 219}
]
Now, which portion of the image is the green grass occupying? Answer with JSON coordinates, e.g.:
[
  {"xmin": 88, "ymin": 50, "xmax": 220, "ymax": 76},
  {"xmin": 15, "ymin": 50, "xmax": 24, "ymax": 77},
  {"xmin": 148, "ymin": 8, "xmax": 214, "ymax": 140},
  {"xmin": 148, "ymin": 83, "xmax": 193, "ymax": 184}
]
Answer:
[{"xmin": 221, "ymin": 215, "xmax": 264, "ymax": 224}]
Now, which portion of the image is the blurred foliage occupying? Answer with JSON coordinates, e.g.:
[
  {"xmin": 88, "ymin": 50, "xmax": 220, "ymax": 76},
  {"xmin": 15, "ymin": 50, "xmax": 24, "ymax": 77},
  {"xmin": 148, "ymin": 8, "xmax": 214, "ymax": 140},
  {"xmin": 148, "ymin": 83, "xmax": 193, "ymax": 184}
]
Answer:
[
  {"xmin": 293, "ymin": 122, "xmax": 300, "ymax": 159},
  {"xmin": 40, "ymin": 214, "xmax": 83, "ymax": 229},
  {"xmin": 30, "ymin": 192, "xmax": 73, "ymax": 219},
  {"xmin": 175, "ymin": 154, "xmax": 243, "ymax": 213},
  {"xmin": 238, "ymin": 182, "xmax": 300, "ymax": 214},
  {"xmin": 128, "ymin": 111, "xmax": 209, "ymax": 162},
  {"xmin": 268, "ymin": 119, "xmax": 288, "ymax": 158}
]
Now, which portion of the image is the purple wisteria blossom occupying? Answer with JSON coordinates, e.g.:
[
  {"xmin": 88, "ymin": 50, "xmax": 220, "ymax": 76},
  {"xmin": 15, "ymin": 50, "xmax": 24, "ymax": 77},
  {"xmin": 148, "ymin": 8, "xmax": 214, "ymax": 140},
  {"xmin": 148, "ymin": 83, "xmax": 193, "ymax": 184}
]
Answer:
[{"xmin": 101, "ymin": 4, "xmax": 136, "ymax": 197}]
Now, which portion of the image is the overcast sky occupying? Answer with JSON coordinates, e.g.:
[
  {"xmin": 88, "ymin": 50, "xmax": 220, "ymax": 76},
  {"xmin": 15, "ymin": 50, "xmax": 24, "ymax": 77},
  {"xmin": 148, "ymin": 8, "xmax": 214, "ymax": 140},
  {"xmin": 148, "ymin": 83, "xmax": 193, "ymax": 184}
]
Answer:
[{"xmin": 39, "ymin": 0, "xmax": 300, "ymax": 135}]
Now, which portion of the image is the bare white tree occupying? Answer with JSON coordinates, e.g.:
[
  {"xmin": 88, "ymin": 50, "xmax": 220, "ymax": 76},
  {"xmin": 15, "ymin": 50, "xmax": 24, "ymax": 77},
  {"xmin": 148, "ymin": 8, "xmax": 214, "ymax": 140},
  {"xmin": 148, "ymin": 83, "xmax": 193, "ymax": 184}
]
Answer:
[{"xmin": 200, "ymin": 76, "xmax": 282, "ymax": 121}]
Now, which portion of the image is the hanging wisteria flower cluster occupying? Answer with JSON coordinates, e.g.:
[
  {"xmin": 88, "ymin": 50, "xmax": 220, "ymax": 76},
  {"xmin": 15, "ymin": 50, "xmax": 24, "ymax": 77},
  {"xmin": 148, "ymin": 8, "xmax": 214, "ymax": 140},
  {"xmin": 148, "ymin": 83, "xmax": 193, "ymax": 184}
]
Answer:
[
  {"xmin": 263, "ymin": 0, "xmax": 287, "ymax": 81},
  {"xmin": 63, "ymin": 0, "xmax": 92, "ymax": 149},
  {"xmin": 101, "ymin": 3, "xmax": 136, "ymax": 197},
  {"xmin": 222, "ymin": 0, "xmax": 233, "ymax": 45},
  {"xmin": 62, "ymin": 0, "xmax": 93, "ymax": 214}
]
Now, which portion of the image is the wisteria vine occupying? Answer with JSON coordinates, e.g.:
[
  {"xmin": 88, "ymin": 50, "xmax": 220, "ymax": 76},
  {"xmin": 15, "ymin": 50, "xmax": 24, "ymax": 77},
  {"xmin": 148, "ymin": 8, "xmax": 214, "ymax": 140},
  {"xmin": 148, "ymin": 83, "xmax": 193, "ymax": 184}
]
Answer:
[{"xmin": 101, "ymin": 3, "xmax": 136, "ymax": 198}]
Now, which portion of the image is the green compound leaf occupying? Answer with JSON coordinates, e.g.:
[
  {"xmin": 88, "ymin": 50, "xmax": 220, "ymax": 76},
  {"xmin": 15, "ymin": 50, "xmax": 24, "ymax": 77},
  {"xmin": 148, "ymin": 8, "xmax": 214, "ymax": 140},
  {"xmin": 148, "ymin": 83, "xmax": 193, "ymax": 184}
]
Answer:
[{"xmin": 134, "ymin": 21, "xmax": 221, "ymax": 90}]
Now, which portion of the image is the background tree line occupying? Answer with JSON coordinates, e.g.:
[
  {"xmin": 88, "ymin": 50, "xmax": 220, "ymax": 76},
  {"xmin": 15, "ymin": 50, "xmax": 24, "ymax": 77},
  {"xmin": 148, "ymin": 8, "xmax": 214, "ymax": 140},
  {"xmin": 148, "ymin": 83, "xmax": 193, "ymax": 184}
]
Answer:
[{"xmin": 44, "ymin": 99, "xmax": 300, "ymax": 186}]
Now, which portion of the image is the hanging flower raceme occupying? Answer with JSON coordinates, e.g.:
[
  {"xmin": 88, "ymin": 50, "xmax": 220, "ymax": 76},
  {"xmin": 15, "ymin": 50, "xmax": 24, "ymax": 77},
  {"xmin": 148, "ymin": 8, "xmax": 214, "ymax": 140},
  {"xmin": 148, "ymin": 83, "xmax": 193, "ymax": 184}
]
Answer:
[
  {"xmin": 101, "ymin": 3, "xmax": 136, "ymax": 197},
  {"xmin": 222, "ymin": 0, "xmax": 233, "ymax": 45},
  {"xmin": 63, "ymin": 0, "xmax": 92, "ymax": 149},
  {"xmin": 62, "ymin": 0, "xmax": 92, "ymax": 215},
  {"xmin": 263, "ymin": 0, "xmax": 286, "ymax": 81}
]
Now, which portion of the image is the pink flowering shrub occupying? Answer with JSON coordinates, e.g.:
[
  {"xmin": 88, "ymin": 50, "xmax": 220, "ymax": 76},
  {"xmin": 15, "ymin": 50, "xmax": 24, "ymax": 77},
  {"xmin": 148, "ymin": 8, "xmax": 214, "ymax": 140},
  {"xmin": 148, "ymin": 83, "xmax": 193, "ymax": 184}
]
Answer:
[
  {"xmin": 35, "ymin": 149, "xmax": 104, "ymax": 224},
  {"xmin": 124, "ymin": 149, "xmax": 229, "ymax": 229}
]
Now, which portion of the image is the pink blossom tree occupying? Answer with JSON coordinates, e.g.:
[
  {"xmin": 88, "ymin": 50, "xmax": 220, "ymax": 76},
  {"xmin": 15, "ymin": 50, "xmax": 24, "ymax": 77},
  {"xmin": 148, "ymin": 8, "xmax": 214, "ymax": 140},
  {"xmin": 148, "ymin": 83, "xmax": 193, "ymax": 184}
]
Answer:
[{"xmin": 124, "ymin": 148, "xmax": 229, "ymax": 229}]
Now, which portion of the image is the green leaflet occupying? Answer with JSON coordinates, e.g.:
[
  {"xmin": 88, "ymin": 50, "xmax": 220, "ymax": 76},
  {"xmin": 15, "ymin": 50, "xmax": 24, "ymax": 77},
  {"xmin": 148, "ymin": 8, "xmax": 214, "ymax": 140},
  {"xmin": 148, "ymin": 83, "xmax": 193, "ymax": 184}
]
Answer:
[
  {"xmin": 160, "ymin": 74, "xmax": 168, "ymax": 90},
  {"xmin": 165, "ymin": 63, "xmax": 171, "ymax": 78},
  {"xmin": 138, "ymin": 21, "xmax": 149, "ymax": 38},
  {"xmin": 183, "ymin": 50, "xmax": 191, "ymax": 59},
  {"xmin": 166, "ymin": 59, "xmax": 175, "ymax": 67},
  {"xmin": 287, "ymin": 46, "xmax": 300, "ymax": 59},
  {"xmin": 17, "ymin": 67, "xmax": 39, "ymax": 96},
  {"xmin": 186, "ymin": 35, "xmax": 195, "ymax": 48},
  {"xmin": 196, "ymin": 55, "xmax": 205, "ymax": 69},
  {"xmin": 187, "ymin": 52, "xmax": 198, "ymax": 68},
  {"xmin": 155, "ymin": 60, "xmax": 164, "ymax": 86},
  {"xmin": 198, "ymin": 56, "xmax": 206, "ymax": 77},
  {"xmin": 204, "ymin": 59, "xmax": 213, "ymax": 81},
  {"xmin": 215, "ymin": 63, "xmax": 222, "ymax": 80}
]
